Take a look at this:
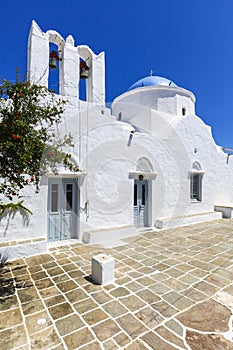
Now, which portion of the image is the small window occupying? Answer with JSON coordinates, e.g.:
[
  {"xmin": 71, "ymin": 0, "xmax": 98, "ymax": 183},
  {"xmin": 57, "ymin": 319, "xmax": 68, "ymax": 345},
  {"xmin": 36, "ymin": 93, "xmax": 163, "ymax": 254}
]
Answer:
[
  {"xmin": 134, "ymin": 184, "xmax": 137, "ymax": 206},
  {"xmin": 190, "ymin": 174, "xmax": 202, "ymax": 201},
  {"xmin": 66, "ymin": 184, "xmax": 73, "ymax": 211},
  {"xmin": 182, "ymin": 107, "xmax": 186, "ymax": 116},
  {"xmin": 142, "ymin": 184, "xmax": 146, "ymax": 206},
  {"xmin": 118, "ymin": 112, "xmax": 122, "ymax": 121},
  {"xmin": 51, "ymin": 184, "xmax": 59, "ymax": 212}
]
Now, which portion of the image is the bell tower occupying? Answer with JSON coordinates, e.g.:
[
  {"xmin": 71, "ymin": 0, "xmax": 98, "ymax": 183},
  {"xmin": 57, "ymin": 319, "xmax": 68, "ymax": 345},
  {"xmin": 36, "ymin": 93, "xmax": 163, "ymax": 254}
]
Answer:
[{"xmin": 27, "ymin": 20, "xmax": 105, "ymax": 104}]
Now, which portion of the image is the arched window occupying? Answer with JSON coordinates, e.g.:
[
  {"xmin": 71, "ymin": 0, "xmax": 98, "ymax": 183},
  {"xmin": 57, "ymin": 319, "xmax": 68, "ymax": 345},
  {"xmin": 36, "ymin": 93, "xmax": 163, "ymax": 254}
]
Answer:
[{"xmin": 190, "ymin": 162, "xmax": 204, "ymax": 202}]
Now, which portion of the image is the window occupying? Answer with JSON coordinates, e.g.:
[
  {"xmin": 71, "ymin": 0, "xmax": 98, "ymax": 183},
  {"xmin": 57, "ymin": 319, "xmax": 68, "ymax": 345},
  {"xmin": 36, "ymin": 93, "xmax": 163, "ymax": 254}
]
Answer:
[
  {"xmin": 182, "ymin": 107, "xmax": 186, "ymax": 116},
  {"xmin": 66, "ymin": 184, "xmax": 73, "ymax": 211},
  {"xmin": 190, "ymin": 173, "xmax": 202, "ymax": 201},
  {"xmin": 190, "ymin": 162, "xmax": 204, "ymax": 201},
  {"xmin": 51, "ymin": 184, "xmax": 59, "ymax": 212}
]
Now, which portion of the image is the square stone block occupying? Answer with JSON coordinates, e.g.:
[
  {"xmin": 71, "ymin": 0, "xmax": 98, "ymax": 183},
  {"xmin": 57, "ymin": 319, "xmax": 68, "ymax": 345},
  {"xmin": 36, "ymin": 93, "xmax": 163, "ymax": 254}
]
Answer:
[{"xmin": 92, "ymin": 254, "xmax": 115, "ymax": 285}]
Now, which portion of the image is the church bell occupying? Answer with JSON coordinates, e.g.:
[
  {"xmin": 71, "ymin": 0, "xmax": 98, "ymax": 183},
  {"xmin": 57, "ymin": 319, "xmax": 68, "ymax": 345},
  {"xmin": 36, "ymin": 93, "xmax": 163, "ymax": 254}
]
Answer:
[
  {"xmin": 49, "ymin": 57, "xmax": 57, "ymax": 69},
  {"xmin": 49, "ymin": 50, "xmax": 60, "ymax": 69},
  {"xmin": 80, "ymin": 60, "xmax": 89, "ymax": 79}
]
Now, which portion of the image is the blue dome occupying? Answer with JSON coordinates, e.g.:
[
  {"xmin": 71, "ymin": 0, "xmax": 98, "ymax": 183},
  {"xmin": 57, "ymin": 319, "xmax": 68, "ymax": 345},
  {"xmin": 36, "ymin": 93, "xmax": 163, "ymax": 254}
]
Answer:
[{"xmin": 128, "ymin": 75, "xmax": 177, "ymax": 91}]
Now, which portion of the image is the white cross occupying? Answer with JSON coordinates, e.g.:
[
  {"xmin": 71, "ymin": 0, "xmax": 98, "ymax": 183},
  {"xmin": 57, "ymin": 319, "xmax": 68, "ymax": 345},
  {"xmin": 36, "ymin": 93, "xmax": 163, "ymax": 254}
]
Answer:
[{"xmin": 149, "ymin": 69, "xmax": 154, "ymax": 76}]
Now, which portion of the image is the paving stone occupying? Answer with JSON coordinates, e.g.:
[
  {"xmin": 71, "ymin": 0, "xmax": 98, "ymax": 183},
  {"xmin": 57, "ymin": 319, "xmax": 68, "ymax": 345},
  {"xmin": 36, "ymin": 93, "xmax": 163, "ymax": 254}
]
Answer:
[
  {"xmin": 165, "ymin": 268, "xmax": 184, "ymax": 278},
  {"xmin": 39, "ymin": 286, "xmax": 60, "ymax": 299},
  {"xmin": 141, "ymin": 331, "xmax": 178, "ymax": 349},
  {"xmin": 103, "ymin": 339, "xmax": 119, "ymax": 349},
  {"xmin": 116, "ymin": 276, "xmax": 132, "ymax": 285},
  {"xmin": 55, "ymin": 313, "xmax": 84, "ymax": 336},
  {"xmin": 83, "ymin": 282, "xmax": 102, "ymax": 293},
  {"xmin": 22, "ymin": 299, "xmax": 45, "ymax": 315},
  {"xmin": 64, "ymin": 328, "xmax": 94, "ymax": 349},
  {"xmin": 31, "ymin": 271, "xmax": 48, "ymax": 280},
  {"xmin": 181, "ymin": 287, "xmax": 207, "ymax": 302},
  {"xmin": 25, "ymin": 310, "xmax": 52, "ymax": 335},
  {"xmin": 91, "ymin": 290, "xmax": 113, "ymax": 304},
  {"xmin": 73, "ymin": 298, "xmax": 98, "ymax": 313},
  {"xmin": 17, "ymin": 287, "xmax": 40, "ymax": 303},
  {"xmin": 163, "ymin": 291, "xmax": 193, "ymax": 310},
  {"xmin": 48, "ymin": 302, "xmax": 73, "ymax": 320},
  {"xmin": 44, "ymin": 294, "xmax": 66, "ymax": 308},
  {"xmin": 162, "ymin": 277, "xmax": 188, "ymax": 291},
  {"xmin": 65, "ymin": 288, "xmax": 88, "ymax": 303},
  {"xmin": 165, "ymin": 319, "xmax": 184, "ymax": 337},
  {"xmin": 137, "ymin": 266, "xmax": 155, "ymax": 275},
  {"xmin": 46, "ymin": 266, "xmax": 64, "ymax": 276},
  {"xmin": 186, "ymin": 330, "xmax": 233, "ymax": 350},
  {"xmin": 135, "ymin": 306, "xmax": 163, "ymax": 328},
  {"xmin": 0, "ymin": 324, "xmax": 27, "ymax": 349},
  {"xmin": 124, "ymin": 281, "xmax": 144, "ymax": 292},
  {"xmin": 153, "ymin": 263, "xmax": 170, "ymax": 271},
  {"xmin": 155, "ymin": 325, "xmax": 187, "ymax": 348},
  {"xmin": 123, "ymin": 258, "xmax": 143, "ymax": 269},
  {"xmin": 152, "ymin": 300, "xmax": 178, "ymax": 318},
  {"xmin": 93, "ymin": 319, "xmax": 121, "ymax": 341},
  {"xmin": 67, "ymin": 269, "xmax": 85, "ymax": 278},
  {"xmin": 0, "ymin": 294, "xmax": 18, "ymax": 310},
  {"xmin": 150, "ymin": 271, "xmax": 169, "ymax": 282},
  {"xmin": 25, "ymin": 254, "xmax": 54, "ymax": 266},
  {"xmin": 191, "ymin": 268, "xmax": 208, "ymax": 278},
  {"xmin": 120, "ymin": 295, "xmax": 146, "ymax": 312},
  {"xmin": 177, "ymin": 299, "xmax": 231, "ymax": 332},
  {"xmin": 56, "ymin": 280, "xmax": 78, "ymax": 293},
  {"xmin": 42, "ymin": 261, "xmax": 58, "ymax": 269},
  {"xmin": 0, "ymin": 307, "xmax": 23, "ymax": 330},
  {"xmin": 116, "ymin": 314, "xmax": 147, "ymax": 339},
  {"xmin": 83, "ymin": 308, "xmax": 108, "ymax": 325},
  {"xmin": 35, "ymin": 278, "xmax": 55, "ymax": 290},
  {"xmin": 110, "ymin": 287, "xmax": 130, "ymax": 297},
  {"xmin": 193, "ymin": 280, "xmax": 219, "ymax": 296},
  {"xmin": 137, "ymin": 288, "xmax": 161, "ymax": 304},
  {"xmin": 52, "ymin": 273, "xmax": 70, "ymax": 284},
  {"xmin": 60, "ymin": 263, "xmax": 77, "ymax": 272},
  {"xmin": 128, "ymin": 271, "xmax": 144, "ymax": 279},
  {"xmin": 211, "ymin": 257, "xmax": 232, "ymax": 268},
  {"xmin": 114, "ymin": 332, "xmax": 131, "ymax": 346},
  {"xmin": 149, "ymin": 283, "xmax": 171, "ymax": 295},
  {"xmin": 29, "ymin": 326, "xmax": 60, "ymax": 349},
  {"xmin": 102, "ymin": 300, "xmax": 128, "ymax": 318},
  {"xmin": 136, "ymin": 276, "xmax": 155, "ymax": 286},
  {"xmin": 204, "ymin": 273, "xmax": 229, "ymax": 288},
  {"xmin": 178, "ymin": 273, "xmax": 199, "ymax": 284}
]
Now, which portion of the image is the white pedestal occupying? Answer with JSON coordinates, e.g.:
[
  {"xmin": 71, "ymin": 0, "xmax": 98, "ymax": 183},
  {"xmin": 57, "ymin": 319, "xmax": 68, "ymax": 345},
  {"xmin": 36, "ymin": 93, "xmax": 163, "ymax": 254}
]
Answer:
[{"xmin": 91, "ymin": 254, "xmax": 115, "ymax": 285}]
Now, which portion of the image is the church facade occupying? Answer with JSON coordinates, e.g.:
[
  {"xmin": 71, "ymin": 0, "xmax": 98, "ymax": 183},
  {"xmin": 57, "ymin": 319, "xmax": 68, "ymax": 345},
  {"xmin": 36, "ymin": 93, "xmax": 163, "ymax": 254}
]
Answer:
[{"xmin": 1, "ymin": 21, "xmax": 233, "ymax": 259}]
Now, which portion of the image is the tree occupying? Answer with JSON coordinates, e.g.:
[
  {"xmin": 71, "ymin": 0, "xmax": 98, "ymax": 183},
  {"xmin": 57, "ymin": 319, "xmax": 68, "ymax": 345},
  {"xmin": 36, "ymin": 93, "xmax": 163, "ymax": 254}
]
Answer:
[{"xmin": 0, "ymin": 76, "xmax": 77, "ymax": 215}]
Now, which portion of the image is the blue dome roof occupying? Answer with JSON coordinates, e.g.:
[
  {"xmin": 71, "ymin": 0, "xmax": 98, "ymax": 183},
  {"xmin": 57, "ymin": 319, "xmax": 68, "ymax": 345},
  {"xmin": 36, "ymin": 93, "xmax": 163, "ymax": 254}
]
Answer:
[{"xmin": 128, "ymin": 75, "xmax": 177, "ymax": 91}]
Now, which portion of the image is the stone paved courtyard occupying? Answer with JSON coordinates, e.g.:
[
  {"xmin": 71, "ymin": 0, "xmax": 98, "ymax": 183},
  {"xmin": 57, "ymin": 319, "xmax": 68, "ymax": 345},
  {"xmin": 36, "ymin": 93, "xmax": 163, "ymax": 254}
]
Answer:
[{"xmin": 1, "ymin": 219, "xmax": 233, "ymax": 349}]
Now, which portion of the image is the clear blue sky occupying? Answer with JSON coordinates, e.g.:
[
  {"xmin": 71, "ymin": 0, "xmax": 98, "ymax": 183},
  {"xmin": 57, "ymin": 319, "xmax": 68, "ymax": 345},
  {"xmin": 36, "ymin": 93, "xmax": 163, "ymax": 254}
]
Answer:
[{"xmin": 0, "ymin": 0, "xmax": 232, "ymax": 148}]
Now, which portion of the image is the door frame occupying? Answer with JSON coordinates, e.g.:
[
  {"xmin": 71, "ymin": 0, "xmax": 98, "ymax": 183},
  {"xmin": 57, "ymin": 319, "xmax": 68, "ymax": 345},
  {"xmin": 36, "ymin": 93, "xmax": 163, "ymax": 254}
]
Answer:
[
  {"xmin": 129, "ymin": 171, "xmax": 157, "ymax": 228},
  {"xmin": 47, "ymin": 176, "xmax": 80, "ymax": 241}
]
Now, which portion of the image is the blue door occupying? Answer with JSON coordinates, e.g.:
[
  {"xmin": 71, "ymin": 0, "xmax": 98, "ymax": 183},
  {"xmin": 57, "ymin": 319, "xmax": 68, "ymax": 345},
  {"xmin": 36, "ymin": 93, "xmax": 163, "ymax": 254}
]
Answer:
[
  {"xmin": 134, "ymin": 179, "xmax": 148, "ymax": 227},
  {"xmin": 48, "ymin": 178, "xmax": 78, "ymax": 241}
]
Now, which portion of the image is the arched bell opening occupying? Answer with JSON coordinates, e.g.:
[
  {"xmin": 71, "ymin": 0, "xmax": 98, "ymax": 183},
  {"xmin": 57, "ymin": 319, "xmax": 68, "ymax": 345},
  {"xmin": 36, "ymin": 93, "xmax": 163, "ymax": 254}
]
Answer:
[
  {"xmin": 79, "ymin": 58, "xmax": 90, "ymax": 101},
  {"xmin": 48, "ymin": 42, "xmax": 61, "ymax": 94},
  {"xmin": 78, "ymin": 46, "xmax": 93, "ymax": 103}
]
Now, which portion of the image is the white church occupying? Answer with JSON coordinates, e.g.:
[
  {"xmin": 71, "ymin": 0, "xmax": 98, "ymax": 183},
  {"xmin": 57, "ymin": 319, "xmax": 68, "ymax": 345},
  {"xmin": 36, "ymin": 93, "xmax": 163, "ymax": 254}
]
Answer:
[{"xmin": 1, "ymin": 21, "xmax": 233, "ymax": 259}]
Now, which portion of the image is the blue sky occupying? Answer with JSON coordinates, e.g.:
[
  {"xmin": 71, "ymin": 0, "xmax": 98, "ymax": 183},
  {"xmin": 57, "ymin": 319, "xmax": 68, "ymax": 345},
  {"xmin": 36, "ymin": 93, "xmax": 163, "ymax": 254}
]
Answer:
[{"xmin": 0, "ymin": 0, "xmax": 232, "ymax": 148}]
